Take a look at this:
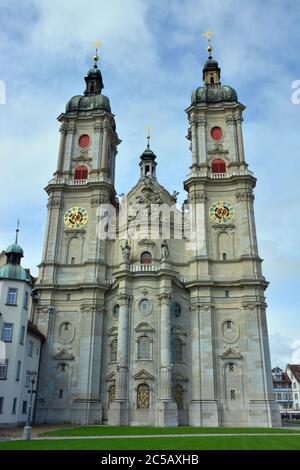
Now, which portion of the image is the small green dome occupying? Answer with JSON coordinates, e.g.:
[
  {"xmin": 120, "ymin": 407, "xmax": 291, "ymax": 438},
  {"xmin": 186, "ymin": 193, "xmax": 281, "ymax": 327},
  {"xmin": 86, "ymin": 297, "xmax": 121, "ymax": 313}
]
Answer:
[
  {"xmin": 191, "ymin": 84, "xmax": 238, "ymax": 104},
  {"xmin": 5, "ymin": 243, "xmax": 24, "ymax": 256},
  {"xmin": 140, "ymin": 147, "xmax": 156, "ymax": 161},
  {"xmin": 0, "ymin": 263, "xmax": 32, "ymax": 284},
  {"xmin": 66, "ymin": 93, "xmax": 111, "ymax": 113}
]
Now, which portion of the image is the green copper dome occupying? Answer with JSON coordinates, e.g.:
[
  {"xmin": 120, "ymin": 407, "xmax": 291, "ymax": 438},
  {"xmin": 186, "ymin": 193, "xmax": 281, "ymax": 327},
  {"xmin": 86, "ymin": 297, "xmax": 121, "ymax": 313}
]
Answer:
[
  {"xmin": 66, "ymin": 94, "xmax": 111, "ymax": 113},
  {"xmin": 5, "ymin": 243, "xmax": 24, "ymax": 256},
  {"xmin": 191, "ymin": 84, "xmax": 238, "ymax": 104},
  {"xmin": 0, "ymin": 263, "xmax": 32, "ymax": 285}
]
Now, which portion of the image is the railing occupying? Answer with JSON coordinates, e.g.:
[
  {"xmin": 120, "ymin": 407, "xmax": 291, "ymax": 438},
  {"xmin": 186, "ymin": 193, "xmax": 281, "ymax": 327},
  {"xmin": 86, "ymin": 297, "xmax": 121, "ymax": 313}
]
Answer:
[
  {"xmin": 188, "ymin": 169, "xmax": 254, "ymax": 179},
  {"xmin": 129, "ymin": 264, "xmax": 160, "ymax": 272},
  {"xmin": 48, "ymin": 176, "xmax": 112, "ymax": 185}
]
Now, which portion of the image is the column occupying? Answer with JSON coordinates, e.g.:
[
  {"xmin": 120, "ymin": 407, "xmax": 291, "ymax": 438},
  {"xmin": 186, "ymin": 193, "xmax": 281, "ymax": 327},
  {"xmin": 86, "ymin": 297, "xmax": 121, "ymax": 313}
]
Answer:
[
  {"xmin": 73, "ymin": 305, "xmax": 104, "ymax": 424},
  {"xmin": 225, "ymin": 114, "xmax": 239, "ymax": 167},
  {"xmin": 63, "ymin": 123, "xmax": 76, "ymax": 173},
  {"xmin": 190, "ymin": 116, "xmax": 198, "ymax": 168},
  {"xmin": 159, "ymin": 293, "xmax": 172, "ymax": 400},
  {"xmin": 100, "ymin": 121, "xmax": 109, "ymax": 176},
  {"xmin": 56, "ymin": 123, "xmax": 67, "ymax": 175},
  {"xmin": 244, "ymin": 302, "xmax": 280, "ymax": 426},
  {"xmin": 196, "ymin": 117, "xmax": 207, "ymax": 169},
  {"xmin": 93, "ymin": 122, "xmax": 102, "ymax": 171},
  {"xmin": 189, "ymin": 303, "xmax": 219, "ymax": 426},
  {"xmin": 235, "ymin": 113, "xmax": 246, "ymax": 165},
  {"xmin": 109, "ymin": 293, "xmax": 130, "ymax": 425},
  {"xmin": 156, "ymin": 293, "xmax": 178, "ymax": 426}
]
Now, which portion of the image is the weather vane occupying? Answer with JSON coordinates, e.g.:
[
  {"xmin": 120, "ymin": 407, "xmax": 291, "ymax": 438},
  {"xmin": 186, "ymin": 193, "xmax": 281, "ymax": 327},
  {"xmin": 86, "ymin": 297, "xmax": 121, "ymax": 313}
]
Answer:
[
  {"xmin": 202, "ymin": 30, "xmax": 214, "ymax": 57},
  {"xmin": 93, "ymin": 40, "xmax": 103, "ymax": 68},
  {"xmin": 145, "ymin": 125, "xmax": 152, "ymax": 148}
]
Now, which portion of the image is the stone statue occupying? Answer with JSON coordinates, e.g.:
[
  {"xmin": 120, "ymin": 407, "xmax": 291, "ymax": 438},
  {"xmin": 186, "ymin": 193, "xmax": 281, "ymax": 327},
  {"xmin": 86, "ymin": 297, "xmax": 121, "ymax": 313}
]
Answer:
[
  {"xmin": 121, "ymin": 240, "xmax": 131, "ymax": 262},
  {"xmin": 161, "ymin": 239, "xmax": 169, "ymax": 261}
]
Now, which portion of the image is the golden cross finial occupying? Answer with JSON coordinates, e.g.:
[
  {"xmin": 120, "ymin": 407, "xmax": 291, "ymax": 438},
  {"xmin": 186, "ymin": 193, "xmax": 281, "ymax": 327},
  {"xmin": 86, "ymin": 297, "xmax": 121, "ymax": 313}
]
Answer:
[
  {"xmin": 202, "ymin": 30, "xmax": 214, "ymax": 56},
  {"xmin": 145, "ymin": 125, "xmax": 152, "ymax": 148},
  {"xmin": 93, "ymin": 40, "xmax": 103, "ymax": 66}
]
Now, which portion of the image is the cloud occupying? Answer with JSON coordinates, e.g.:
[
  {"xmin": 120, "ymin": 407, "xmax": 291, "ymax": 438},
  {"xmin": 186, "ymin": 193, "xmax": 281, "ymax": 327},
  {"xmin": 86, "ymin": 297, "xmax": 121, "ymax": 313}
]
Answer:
[
  {"xmin": 270, "ymin": 333, "xmax": 300, "ymax": 369},
  {"xmin": 0, "ymin": 0, "xmax": 299, "ymax": 354}
]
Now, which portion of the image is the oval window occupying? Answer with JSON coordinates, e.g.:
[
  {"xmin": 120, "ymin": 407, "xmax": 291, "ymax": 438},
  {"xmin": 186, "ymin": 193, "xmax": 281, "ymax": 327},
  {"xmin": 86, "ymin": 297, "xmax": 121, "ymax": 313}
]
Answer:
[
  {"xmin": 78, "ymin": 134, "xmax": 90, "ymax": 148},
  {"xmin": 211, "ymin": 126, "xmax": 222, "ymax": 141}
]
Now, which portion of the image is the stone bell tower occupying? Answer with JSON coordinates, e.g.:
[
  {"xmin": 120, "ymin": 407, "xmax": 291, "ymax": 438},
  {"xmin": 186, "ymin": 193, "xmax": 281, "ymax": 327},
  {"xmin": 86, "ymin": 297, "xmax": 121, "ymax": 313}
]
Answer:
[
  {"xmin": 183, "ymin": 34, "xmax": 280, "ymax": 427},
  {"xmin": 34, "ymin": 48, "xmax": 121, "ymax": 424}
]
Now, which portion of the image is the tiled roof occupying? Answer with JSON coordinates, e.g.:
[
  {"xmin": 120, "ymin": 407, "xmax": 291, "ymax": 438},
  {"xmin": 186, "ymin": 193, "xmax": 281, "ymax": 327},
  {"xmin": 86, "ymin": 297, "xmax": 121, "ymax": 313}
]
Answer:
[{"xmin": 287, "ymin": 364, "xmax": 300, "ymax": 382}]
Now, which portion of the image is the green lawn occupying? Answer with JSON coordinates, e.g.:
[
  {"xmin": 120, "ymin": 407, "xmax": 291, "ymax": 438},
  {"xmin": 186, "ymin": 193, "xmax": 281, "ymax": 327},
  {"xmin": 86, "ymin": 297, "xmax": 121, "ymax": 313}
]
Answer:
[
  {"xmin": 1, "ymin": 435, "xmax": 300, "ymax": 450},
  {"xmin": 39, "ymin": 426, "xmax": 297, "ymax": 437}
]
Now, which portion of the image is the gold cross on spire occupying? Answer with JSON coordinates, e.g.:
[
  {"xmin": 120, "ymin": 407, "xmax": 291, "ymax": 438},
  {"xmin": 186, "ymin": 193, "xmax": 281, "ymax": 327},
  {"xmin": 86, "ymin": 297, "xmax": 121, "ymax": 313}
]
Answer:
[
  {"xmin": 202, "ymin": 30, "xmax": 214, "ymax": 56},
  {"xmin": 145, "ymin": 125, "xmax": 152, "ymax": 148},
  {"xmin": 93, "ymin": 40, "xmax": 102, "ymax": 66}
]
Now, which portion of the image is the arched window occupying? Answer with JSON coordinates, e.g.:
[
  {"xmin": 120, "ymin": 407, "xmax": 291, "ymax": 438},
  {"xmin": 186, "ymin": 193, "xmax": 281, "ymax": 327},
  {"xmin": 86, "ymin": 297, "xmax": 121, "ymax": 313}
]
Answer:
[
  {"xmin": 110, "ymin": 338, "xmax": 118, "ymax": 362},
  {"xmin": 140, "ymin": 251, "xmax": 152, "ymax": 264},
  {"xmin": 74, "ymin": 165, "xmax": 88, "ymax": 180},
  {"xmin": 173, "ymin": 384, "xmax": 184, "ymax": 409},
  {"xmin": 137, "ymin": 383, "xmax": 150, "ymax": 409},
  {"xmin": 212, "ymin": 159, "xmax": 226, "ymax": 173},
  {"xmin": 173, "ymin": 337, "xmax": 184, "ymax": 363},
  {"xmin": 137, "ymin": 336, "xmax": 151, "ymax": 360},
  {"xmin": 109, "ymin": 384, "xmax": 116, "ymax": 404}
]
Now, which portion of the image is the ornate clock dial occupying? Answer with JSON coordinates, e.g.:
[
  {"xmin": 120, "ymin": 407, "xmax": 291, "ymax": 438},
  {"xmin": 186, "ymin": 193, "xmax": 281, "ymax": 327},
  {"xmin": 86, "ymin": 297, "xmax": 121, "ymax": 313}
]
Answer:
[
  {"xmin": 209, "ymin": 201, "xmax": 235, "ymax": 225},
  {"xmin": 64, "ymin": 207, "xmax": 88, "ymax": 230}
]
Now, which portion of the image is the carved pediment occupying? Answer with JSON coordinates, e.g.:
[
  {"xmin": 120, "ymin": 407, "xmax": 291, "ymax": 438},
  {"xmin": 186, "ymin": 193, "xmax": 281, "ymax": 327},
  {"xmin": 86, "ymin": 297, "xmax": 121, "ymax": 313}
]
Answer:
[
  {"xmin": 133, "ymin": 369, "xmax": 155, "ymax": 380},
  {"xmin": 52, "ymin": 349, "xmax": 74, "ymax": 361},
  {"xmin": 106, "ymin": 371, "xmax": 116, "ymax": 382},
  {"xmin": 172, "ymin": 371, "xmax": 188, "ymax": 382},
  {"xmin": 135, "ymin": 322, "xmax": 154, "ymax": 333},
  {"xmin": 220, "ymin": 348, "xmax": 243, "ymax": 360},
  {"xmin": 138, "ymin": 238, "xmax": 156, "ymax": 247}
]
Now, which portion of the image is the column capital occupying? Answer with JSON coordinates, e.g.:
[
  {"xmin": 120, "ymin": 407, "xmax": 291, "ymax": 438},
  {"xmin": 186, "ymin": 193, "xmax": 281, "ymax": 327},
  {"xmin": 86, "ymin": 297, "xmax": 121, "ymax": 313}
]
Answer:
[
  {"xmin": 118, "ymin": 293, "xmax": 131, "ymax": 306},
  {"xmin": 158, "ymin": 292, "xmax": 172, "ymax": 305},
  {"xmin": 196, "ymin": 117, "xmax": 207, "ymax": 126},
  {"xmin": 66, "ymin": 125, "xmax": 76, "ymax": 134},
  {"xmin": 242, "ymin": 301, "xmax": 267, "ymax": 310},
  {"xmin": 225, "ymin": 115, "xmax": 236, "ymax": 125},
  {"xmin": 236, "ymin": 190, "xmax": 254, "ymax": 201},
  {"xmin": 59, "ymin": 123, "xmax": 68, "ymax": 134}
]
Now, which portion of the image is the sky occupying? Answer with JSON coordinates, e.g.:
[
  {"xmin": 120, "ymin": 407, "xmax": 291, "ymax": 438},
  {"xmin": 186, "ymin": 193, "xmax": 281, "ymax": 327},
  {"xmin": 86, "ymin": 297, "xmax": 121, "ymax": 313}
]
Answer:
[{"xmin": 0, "ymin": 0, "xmax": 299, "ymax": 368}]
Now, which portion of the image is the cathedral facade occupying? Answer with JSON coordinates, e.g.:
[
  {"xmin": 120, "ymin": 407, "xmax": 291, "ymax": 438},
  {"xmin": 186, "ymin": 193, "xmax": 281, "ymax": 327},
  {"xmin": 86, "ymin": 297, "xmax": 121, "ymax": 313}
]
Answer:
[{"xmin": 32, "ymin": 47, "xmax": 280, "ymax": 427}]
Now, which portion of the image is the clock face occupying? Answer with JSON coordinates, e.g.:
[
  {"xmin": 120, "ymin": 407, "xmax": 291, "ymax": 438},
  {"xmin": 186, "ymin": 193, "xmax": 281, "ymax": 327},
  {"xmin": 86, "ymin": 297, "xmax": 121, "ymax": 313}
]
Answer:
[
  {"xmin": 64, "ymin": 207, "xmax": 88, "ymax": 230},
  {"xmin": 209, "ymin": 201, "xmax": 235, "ymax": 225}
]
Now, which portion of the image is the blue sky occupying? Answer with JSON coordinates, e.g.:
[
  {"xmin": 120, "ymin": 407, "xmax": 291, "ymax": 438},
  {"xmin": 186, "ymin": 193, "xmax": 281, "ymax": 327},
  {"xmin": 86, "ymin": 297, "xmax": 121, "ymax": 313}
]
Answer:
[{"xmin": 0, "ymin": 0, "xmax": 299, "ymax": 367}]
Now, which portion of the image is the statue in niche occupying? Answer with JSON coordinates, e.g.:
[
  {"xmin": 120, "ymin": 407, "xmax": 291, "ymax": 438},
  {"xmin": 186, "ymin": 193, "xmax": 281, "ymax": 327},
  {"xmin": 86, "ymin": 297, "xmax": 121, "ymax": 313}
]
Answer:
[
  {"xmin": 121, "ymin": 240, "xmax": 131, "ymax": 262},
  {"xmin": 161, "ymin": 239, "xmax": 169, "ymax": 262}
]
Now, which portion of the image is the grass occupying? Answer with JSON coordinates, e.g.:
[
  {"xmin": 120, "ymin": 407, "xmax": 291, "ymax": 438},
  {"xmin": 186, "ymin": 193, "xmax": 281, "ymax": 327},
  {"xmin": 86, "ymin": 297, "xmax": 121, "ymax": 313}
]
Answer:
[
  {"xmin": 39, "ymin": 426, "xmax": 298, "ymax": 437},
  {"xmin": 1, "ymin": 435, "xmax": 300, "ymax": 450}
]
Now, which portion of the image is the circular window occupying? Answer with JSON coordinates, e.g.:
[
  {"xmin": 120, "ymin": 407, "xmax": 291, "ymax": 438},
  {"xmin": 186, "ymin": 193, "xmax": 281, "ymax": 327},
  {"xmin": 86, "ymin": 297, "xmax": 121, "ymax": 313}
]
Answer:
[
  {"xmin": 139, "ymin": 299, "xmax": 152, "ymax": 315},
  {"xmin": 210, "ymin": 126, "xmax": 222, "ymax": 141},
  {"xmin": 78, "ymin": 134, "xmax": 90, "ymax": 148},
  {"xmin": 112, "ymin": 304, "xmax": 119, "ymax": 320},
  {"xmin": 171, "ymin": 302, "xmax": 182, "ymax": 319}
]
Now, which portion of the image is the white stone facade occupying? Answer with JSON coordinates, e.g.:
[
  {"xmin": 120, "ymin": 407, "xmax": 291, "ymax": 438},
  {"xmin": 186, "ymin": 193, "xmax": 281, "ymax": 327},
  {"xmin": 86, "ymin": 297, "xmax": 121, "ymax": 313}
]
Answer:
[{"xmin": 33, "ymin": 57, "xmax": 280, "ymax": 427}]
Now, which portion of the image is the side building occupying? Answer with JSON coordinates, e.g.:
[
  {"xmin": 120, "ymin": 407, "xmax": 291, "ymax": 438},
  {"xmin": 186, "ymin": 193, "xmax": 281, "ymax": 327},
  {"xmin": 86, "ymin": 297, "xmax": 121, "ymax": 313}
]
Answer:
[
  {"xmin": 272, "ymin": 367, "xmax": 293, "ymax": 415},
  {"xmin": 0, "ymin": 240, "xmax": 44, "ymax": 426}
]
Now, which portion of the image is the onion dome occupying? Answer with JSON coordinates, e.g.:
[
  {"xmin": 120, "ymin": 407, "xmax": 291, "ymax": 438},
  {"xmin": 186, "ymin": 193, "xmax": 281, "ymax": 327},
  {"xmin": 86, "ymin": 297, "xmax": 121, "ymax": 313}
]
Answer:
[
  {"xmin": 65, "ymin": 49, "xmax": 111, "ymax": 113},
  {"xmin": 191, "ymin": 36, "xmax": 238, "ymax": 105},
  {"xmin": 0, "ymin": 237, "xmax": 32, "ymax": 285}
]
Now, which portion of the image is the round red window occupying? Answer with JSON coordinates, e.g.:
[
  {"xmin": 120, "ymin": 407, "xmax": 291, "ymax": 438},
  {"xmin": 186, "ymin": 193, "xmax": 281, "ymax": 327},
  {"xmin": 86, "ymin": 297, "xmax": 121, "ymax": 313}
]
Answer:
[
  {"xmin": 210, "ymin": 127, "xmax": 222, "ymax": 141},
  {"xmin": 78, "ymin": 134, "xmax": 90, "ymax": 148}
]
